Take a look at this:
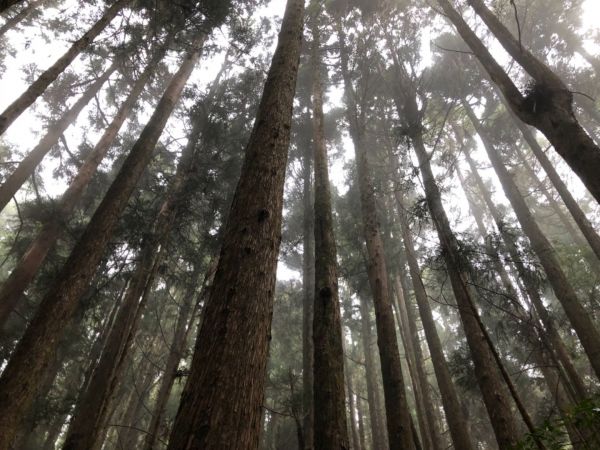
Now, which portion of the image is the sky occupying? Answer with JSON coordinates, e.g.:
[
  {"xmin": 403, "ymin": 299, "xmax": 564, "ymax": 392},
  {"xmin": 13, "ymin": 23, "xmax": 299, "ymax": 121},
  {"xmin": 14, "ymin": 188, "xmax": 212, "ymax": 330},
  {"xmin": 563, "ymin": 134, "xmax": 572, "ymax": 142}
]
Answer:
[{"xmin": 0, "ymin": 0, "xmax": 599, "ymax": 283}]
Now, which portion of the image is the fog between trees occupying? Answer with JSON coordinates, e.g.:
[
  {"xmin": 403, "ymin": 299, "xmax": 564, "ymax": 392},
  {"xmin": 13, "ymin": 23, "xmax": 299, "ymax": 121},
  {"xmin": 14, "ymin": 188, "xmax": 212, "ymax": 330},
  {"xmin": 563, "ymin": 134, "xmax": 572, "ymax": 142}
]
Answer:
[{"xmin": 0, "ymin": 0, "xmax": 599, "ymax": 449}]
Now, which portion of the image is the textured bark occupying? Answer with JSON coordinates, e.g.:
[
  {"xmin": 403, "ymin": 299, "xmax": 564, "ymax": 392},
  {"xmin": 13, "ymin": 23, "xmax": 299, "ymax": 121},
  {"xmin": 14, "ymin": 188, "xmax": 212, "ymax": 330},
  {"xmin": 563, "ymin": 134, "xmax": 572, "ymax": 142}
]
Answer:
[
  {"xmin": 436, "ymin": 0, "xmax": 600, "ymax": 204},
  {"xmin": 0, "ymin": 64, "xmax": 116, "ymax": 213},
  {"xmin": 0, "ymin": 0, "xmax": 129, "ymax": 135},
  {"xmin": 142, "ymin": 260, "xmax": 215, "ymax": 450},
  {"xmin": 393, "ymin": 186, "xmax": 475, "ymax": 450},
  {"xmin": 0, "ymin": 0, "xmax": 43, "ymax": 36},
  {"xmin": 359, "ymin": 296, "xmax": 387, "ymax": 450},
  {"xmin": 337, "ymin": 17, "xmax": 415, "ymax": 450},
  {"xmin": 461, "ymin": 150, "xmax": 590, "ymax": 404},
  {"xmin": 0, "ymin": 39, "xmax": 203, "ymax": 449},
  {"xmin": 310, "ymin": 8, "xmax": 349, "ymax": 450},
  {"xmin": 0, "ymin": 48, "xmax": 163, "ymax": 329},
  {"xmin": 165, "ymin": 2, "xmax": 304, "ymax": 448},
  {"xmin": 0, "ymin": 0, "xmax": 22, "ymax": 13},
  {"xmin": 302, "ymin": 113, "xmax": 315, "ymax": 450},
  {"xmin": 463, "ymin": 101, "xmax": 600, "ymax": 380}
]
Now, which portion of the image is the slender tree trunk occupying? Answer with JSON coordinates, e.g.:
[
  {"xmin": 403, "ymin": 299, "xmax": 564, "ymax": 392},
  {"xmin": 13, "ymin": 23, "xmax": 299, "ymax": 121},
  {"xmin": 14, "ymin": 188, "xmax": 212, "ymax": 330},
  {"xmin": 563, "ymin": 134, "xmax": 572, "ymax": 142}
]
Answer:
[
  {"xmin": 0, "ymin": 38, "xmax": 203, "ymax": 449},
  {"xmin": 0, "ymin": 0, "xmax": 22, "ymax": 14},
  {"xmin": 165, "ymin": 2, "xmax": 304, "ymax": 448},
  {"xmin": 346, "ymin": 363, "xmax": 361, "ymax": 450},
  {"xmin": 337, "ymin": 17, "xmax": 415, "ymax": 450},
  {"xmin": 0, "ymin": 0, "xmax": 43, "ymax": 36},
  {"xmin": 504, "ymin": 103, "xmax": 600, "ymax": 264},
  {"xmin": 462, "ymin": 100, "xmax": 600, "ymax": 380},
  {"xmin": 392, "ymin": 181, "xmax": 475, "ymax": 450},
  {"xmin": 0, "ymin": 47, "xmax": 164, "ymax": 329},
  {"xmin": 0, "ymin": 63, "xmax": 116, "ymax": 213},
  {"xmin": 0, "ymin": 0, "xmax": 129, "ymax": 135},
  {"xmin": 142, "ymin": 260, "xmax": 215, "ymax": 450},
  {"xmin": 310, "ymin": 7, "xmax": 349, "ymax": 449},
  {"xmin": 436, "ymin": 0, "xmax": 600, "ymax": 204},
  {"xmin": 302, "ymin": 112, "xmax": 315, "ymax": 450},
  {"xmin": 461, "ymin": 150, "xmax": 590, "ymax": 404}
]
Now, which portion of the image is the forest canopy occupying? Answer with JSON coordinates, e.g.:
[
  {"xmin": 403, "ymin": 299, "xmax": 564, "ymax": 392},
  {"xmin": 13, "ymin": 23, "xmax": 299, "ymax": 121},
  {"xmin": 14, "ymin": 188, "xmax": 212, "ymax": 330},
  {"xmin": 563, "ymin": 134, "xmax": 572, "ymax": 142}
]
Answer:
[{"xmin": 0, "ymin": 0, "xmax": 599, "ymax": 449}]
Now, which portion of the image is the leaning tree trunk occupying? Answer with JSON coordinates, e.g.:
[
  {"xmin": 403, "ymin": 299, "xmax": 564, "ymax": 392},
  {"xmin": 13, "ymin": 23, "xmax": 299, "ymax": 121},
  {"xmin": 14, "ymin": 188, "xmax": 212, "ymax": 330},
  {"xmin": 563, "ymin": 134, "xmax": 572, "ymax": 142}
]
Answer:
[
  {"xmin": 309, "ymin": 7, "xmax": 349, "ymax": 450},
  {"xmin": 463, "ymin": 100, "xmax": 600, "ymax": 380},
  {"xmin": 461, "ymin": 149, "xmax": 590, "ymax": 404},
  {"xmin": 0, "ymin": 0, "xmax": 43, "ymax": 36},
  {"xmin": 336, "ymin": 16, "xmax": 416, "ymax": 450},
  {"xmin": 0, "ymin": 0, "xmax": 129, "ymax": 135},
  {"xmin": 0, "ymin": 46, "xmax": 164, "ymax": 329},
  {"xmin": 165, "ymin": 1, "xmax": 304, "ymax": 448},
  {"xmin": 0, "ymin": 37, "xmax": 204, "ymax": 449},
  {"xmin": 391, "ymin": 174, "xmax": 476, "ymax": 450},
  {"xmin": 436, "ymin": 0, "xmax": 600, "ymax": 204},
  {"xmin": 0, "ymin": 63, "xmax": 116, "ymax": 213}
]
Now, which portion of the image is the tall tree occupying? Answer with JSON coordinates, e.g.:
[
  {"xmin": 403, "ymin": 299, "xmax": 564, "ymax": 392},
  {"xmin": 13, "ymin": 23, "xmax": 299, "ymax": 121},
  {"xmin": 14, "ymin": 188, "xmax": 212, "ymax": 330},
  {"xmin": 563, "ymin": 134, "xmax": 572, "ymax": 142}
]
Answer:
[
  {"xmin": 165, "ymin": 0, "xmax": 305, "ymax": 447},
  {"xmin": 0, "ymin": 35, "xmax": 204, "ymax": 448},
  {"xmin": 0, "ymin": 0, "xmax": 129, "ymax": 135}
]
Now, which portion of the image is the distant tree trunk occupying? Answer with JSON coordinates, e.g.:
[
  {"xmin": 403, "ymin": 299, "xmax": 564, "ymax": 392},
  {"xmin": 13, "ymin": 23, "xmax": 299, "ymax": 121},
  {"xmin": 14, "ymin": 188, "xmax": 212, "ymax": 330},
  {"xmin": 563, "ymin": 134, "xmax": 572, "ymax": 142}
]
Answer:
[
  {"xmin": 0, "ymin": 63, "xmax": 116, "ymax": 213},
  {"xmin": 0, "ymin": 37, "xmax": 204, "ymax": 449},
  {"xmin": 391, "ymin": 179, "xmax": 476, "ymax": 450},
  {"xmin": 0, "ymin": 0, "xmax": 22, "ymax": 13},
  {"xmin": 359, "ymin": 295, "xmax": 387, "ymax": 450},
  {"xmin": 345, "ymin": 363, "xmax": 361, "ymax": 450},
  {"xmin": 41, "ymin": 412, "xmax": 67, "ymax": 450},
  {"xmin": 165, "ymin": 1, "xmax": 304, "ymax": 448},
  {"xmin": 436, "ymin": 0, "xmax": 600, "ymax": 204},
  {"xmin": 356, "ymin": 396, "xmax": 367, "ymax": 450},
  {"xmin": 301, "ymin": 112, "xmax": 315, "ymax": 450},
  {"xmin": 461, "ymin": 149, "xmax": 590, "ymax": 404},
  {"xmin": 337, "ymin": 17, "xmax": 416, "ymax": 450},
  {"xmin": 504, "ymin": 102, "xmax": 600, "ymax": 265},
  {"xmin": 462, "ymin": 100, "xmax": 600, "ymax": 381},
  {"xmin": 142, "ymin": 259, "xmax": 216, "ymax": 450},
  {"xmin": 392, "ymin": 272, "xmax": 441, "ymax": 450},
  {"xmin": 0, "ymin": 47, "xmax": 164, "ymax": 328},
  {"xmin": 0, "ymin": 0, "xmax": 129, "ymax": 135},
  {"xmin": 0, "ymin": 0, "xmax": 43, "ymax": 36},
  {"xmin": 309, "ymin": 7, "xmax": 349, "ymax": 450}
]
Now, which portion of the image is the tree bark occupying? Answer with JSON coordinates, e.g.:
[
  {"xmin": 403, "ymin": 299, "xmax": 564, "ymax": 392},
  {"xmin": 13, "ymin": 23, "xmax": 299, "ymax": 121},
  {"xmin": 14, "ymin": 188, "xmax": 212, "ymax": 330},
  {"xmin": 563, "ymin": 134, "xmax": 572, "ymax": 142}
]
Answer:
[
  {"xmin": 462, "ymin": 100, "xmax": 600, "ymax": 380},
  {"xmin": 0, "ymin": 63, "xmax": 116, "ymax": 213},
  {"xmin": 165, "ymin": 1, "xmax": 304, "ymax": 448},
  {"xmin": 0, "ymin": 37, "xmax": 203, "ymax": 449},
  {"xmin": 436, "ymin": 0, "xmax": 600, "ymax": 205},
  {"xmin": 0, "ymin": 0, "xmax": 129, "ymax": 135},
  {"xmin": 0, "ymin": 47, "xmax": 163, "ymax": 329},
  {"xmin": 0, "ymin": 0, "xmax": 43, "ymax": 36},
  {"xmin": 310, "ymin": 7, "xmax": 349, "ymax": 450}
]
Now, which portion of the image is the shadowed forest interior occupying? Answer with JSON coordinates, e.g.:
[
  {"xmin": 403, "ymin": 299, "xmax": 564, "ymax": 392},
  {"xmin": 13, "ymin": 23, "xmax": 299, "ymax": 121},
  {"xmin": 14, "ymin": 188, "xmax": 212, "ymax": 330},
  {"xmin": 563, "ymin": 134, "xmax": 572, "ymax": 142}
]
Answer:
[{"xmin": 0, "ymin": 0, "xmax": 599, "ymax": 449}]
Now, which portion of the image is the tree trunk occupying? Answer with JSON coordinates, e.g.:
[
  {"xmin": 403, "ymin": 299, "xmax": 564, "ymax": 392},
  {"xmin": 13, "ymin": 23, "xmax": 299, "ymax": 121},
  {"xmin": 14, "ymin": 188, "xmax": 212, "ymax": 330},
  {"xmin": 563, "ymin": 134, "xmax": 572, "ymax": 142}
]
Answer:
[
  {"xmin": 0, "ymin": 37, "xmax": 203, "ymax": 449},
  {"xmin": 0, "ymin": 0, "xmax": 43, "ymax": 36},
  {"xmin": 345, "ymin": 363, "xmax": 361, "ymax": 450},
  {"xmin": 0, "ymin": 46, "xmax": 164, "ymax": 328},
  {"xmin": 0, "ymin": 0, "xmax": 22, "ymax": 14},
  {"xmin": 392, "ymin": 182, "xmax": 475, "ymax": 450},
  {"xmin": 461, "ymin": 150, "xmax": 590, "ymax": 404},
  {"xmin": 0, "ymin": 63, "xmax": 116, "ymax": 213},
  {"xmin": 0, "ymin": 0, "xmax": 129, "ymax": 135},
  {"xmin": 463, "ymin": 100, "xmax": 600, "ymax": 380},
  {"xmin": 142, "ymin": 260, "xmax": 216, "ymax": 450},
  {"xmin": 302, "ymin": 115, "xmax": 315, "ymax": 450},
  {"xmin": 165, "ymin": 2, "xmax": 304, "ymax": 448},
  {"xmin": 336, "ymin": 17, "xmax": 415, "ymax": 450},
  {"xmin": 309, "ymin": 7, "xmax": 349, "ymax": 450},
  {"xmin": 359, "ymin": 295, "xmax": 387, "ymax": 450},
  {"xmin": 436, "ymin": 0, "xmax": 600, "ymax": 204}
]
